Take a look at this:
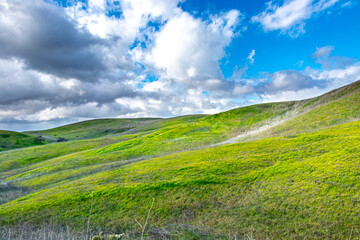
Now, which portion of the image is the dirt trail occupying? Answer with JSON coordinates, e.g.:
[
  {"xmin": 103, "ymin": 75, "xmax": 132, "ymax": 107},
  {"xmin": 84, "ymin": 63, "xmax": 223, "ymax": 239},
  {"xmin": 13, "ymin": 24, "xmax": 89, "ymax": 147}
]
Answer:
[
  {"xmin": 214, "ymin": 118, "xmax": 289, "ymax": 146},
  {"xmin": 211, "ymin": 108, "xmax": 308, "ymax": 147}
]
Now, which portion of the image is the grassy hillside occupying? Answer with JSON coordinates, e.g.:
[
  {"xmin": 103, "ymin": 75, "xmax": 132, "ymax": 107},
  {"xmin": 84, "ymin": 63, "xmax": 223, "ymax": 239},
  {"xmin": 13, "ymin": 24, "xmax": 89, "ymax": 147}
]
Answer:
[
  {"xmin": 258, "ymin": 80, "xmax": 360, "ymax": 138},
  {"xmin": 0, "ymin": 102, "xmax": 298, "ymax": 187},
  {"xmin": 1, "ymin": 120, "xmax": 359, "ymax": 239},
  {"xmin": 0, "ymin": 80, "xmax": 359, "ymax": 239},
  {"xmin": 0, "ymin": 130, "xmax": 49, "ymax": 151},
  {"xmin": 302, "ymin": 79, "xmax": 360, "ymax": 108},
  {"xmin": 27, "ymin": 118, "xmax": 161, "ymax": 141}
]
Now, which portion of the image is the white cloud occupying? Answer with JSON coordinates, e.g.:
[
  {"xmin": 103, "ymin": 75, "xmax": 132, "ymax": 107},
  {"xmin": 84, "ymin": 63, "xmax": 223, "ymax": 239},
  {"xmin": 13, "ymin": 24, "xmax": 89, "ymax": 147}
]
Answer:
[
  {"xmin": 341, "ymin": 1, "xmax": 354, "ymax": 7},
  {"xmin": 240, "ymin": 46, "xmax": 360, "ymax": 103},
  {"xmin": 310, "ymin": 63, "xmax": 360, "ymax": 84},
  {"xmin": 262, "ymin": 69, "xmax": 326, "ymax": 93},
  {"xmin": 260, "ymin": 64, "xmax": 360, "ymax": 102},
  {"xmin": 146, "ymin": 10, "xmax": 241, "ymax": 85},
  {"xmin": 1, "ymin": 0, "xmax": 358, "ymax": 131},
  {"xmin": 311, "ymin": 45, "xmax": 357, "ymax": 69},
  {"xmin": 0, "ymin": 58, "xmax": 64, "ymax": 104},
  {"xmin": 88, "ymin": 0, "xmax": 106, "ymax": 10},
  {"xmin": 233, "ymin": 85, "xmax": 254, "ymax": 95},
  {"xmin": 258, "ymin": 61, "xmax": 360, "ymax": 103},
  {"xmin": 0, "ymin": 0, "xmax": 248, "ymax": 129},
  {"xmin": 247, "ymin": 49, "xmax": 256, "ymax": 64},
  {"xmin": 261, "ymin": 87, "xmax": 324, "ymax": 102},
  {"xmin": 252, "ymin": 0, "xmax": 340, "ymax": 37},
  {"xmin": 312, "ymin": 45, "xmax": 334, "ymax": 58},
  {"xmin": 67, "ymin": 0, "xmax": 180, "ymax": 39}
]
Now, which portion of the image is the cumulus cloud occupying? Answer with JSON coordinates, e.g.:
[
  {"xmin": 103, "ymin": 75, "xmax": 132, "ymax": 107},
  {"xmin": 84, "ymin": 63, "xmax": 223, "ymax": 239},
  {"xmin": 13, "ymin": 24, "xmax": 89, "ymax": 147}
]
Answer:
[
  {"xmin": 233, "ymin": 45, "xmax": 360, "ymax": 103},
  {"xmin": 260, "ymin": 63, "xmax": 360, "ymax": 102},
  {"xmin": 145, "ymin": 10, "xmax": 241, "ymax": 82},
  {"xmin": 67, "ymin": 0, "xmax": 180, "ymax": 40},
  {"xmin": 0, "ymin": 0, "xmax": 358, "ymax": 131},
  {"xmin": 309, "ymin": 62, "xmax": 360, "ymax": 85},
  {"xmin": 67, "ymin": 0, "xmax": 243, "ymax": 98},
  {"xmin": 255, "ymin": 49, "xmax": 360, "ymax": 102},
  {"xmin": 252, "ymin": 0, "xmax": 341, "ymax": 37},
  {"xmin": 0, "ymin": 0, "xmax": 246, "ymax": 130},
  {"xmin": 265, "ymin": 70, "xmax": 326, "ymax": 92},
  {"xmin": 0, "ymin": 0, "xmax": 105, "ymax": 81},
  {"xmin": 0, "ymin": 58, "xmax": 135, "ymax": 113},
  {"xmin": 0, "ymin": 58, "xmax": 58, "ymax": 105},
  {"xmin": 261, "ymin": 86, "xmax": 326, "ymax": 102}
]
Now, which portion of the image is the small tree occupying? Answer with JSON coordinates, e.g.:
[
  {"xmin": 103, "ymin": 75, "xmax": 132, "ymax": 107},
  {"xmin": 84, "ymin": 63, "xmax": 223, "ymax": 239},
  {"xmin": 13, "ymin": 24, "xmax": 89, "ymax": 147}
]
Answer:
[{"xmin": 34, "ymin": 135, "xmax": 45, "ymax": 144}]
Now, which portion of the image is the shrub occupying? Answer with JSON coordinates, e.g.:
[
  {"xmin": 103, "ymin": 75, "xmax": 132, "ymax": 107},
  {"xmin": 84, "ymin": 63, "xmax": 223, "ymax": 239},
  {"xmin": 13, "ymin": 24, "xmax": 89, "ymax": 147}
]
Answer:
[
  {"xmin": 33, "ymin": 135, "xmax": 45, "ymax": 144},
  {"xmin": 57, "ymin": 137, "xmax": 68, "ymax": 142}
]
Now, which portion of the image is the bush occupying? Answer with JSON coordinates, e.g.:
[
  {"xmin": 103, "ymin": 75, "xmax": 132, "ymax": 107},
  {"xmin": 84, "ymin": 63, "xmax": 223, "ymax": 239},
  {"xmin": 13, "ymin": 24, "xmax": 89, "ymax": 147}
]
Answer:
[
  {"xmin": 57, "ymin": 137, "xmax": 68, "ymax": 142},
  {"xmin": 33, "ymin": 135, "xmax": 45, "ymax": 144}
]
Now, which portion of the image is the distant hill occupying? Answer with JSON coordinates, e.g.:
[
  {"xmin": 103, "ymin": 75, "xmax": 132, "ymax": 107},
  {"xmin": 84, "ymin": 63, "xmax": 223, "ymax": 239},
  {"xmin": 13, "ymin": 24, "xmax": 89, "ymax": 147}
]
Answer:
[
  {"xmin": 0, "ymin": 130, "xmax": 48, "ymax": 151},
  {"xmin": 0, "ymin": 80, "xmax": 359, "ymax": 239},
  {"xmin": 26, "ymin": 118, "xmax": 161, "ymax": 141}
]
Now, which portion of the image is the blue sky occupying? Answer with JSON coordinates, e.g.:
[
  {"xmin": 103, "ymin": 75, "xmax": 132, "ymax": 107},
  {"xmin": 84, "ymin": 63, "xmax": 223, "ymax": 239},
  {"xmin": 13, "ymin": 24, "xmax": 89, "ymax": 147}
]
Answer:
[
  {"xmin": 0, "ymin": 0, "xmax": 359, "ymax": 131},
  {"xmin": 182, "ymin": 0, "xmax": 360, "ymax": 78}
]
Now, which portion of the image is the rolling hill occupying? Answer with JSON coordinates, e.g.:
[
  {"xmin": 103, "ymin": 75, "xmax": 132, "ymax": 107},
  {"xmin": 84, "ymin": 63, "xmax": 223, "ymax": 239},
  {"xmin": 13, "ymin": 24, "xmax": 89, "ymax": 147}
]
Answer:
[
  {"xmin": 26, "ymin": 118, "xmax": 161, "ymax": 141},
  {"xmin": 0, "ymin": 130, "xmax": 50, "ymax": 151},
  {"xmin": 0, "ymin": 80, "xmax": 359, "ymax": 239}
]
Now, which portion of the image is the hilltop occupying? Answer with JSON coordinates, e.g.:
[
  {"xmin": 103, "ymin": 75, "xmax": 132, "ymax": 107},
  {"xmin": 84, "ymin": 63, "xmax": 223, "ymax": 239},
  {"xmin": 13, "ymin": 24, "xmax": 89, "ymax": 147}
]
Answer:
[
  {"xmin": 26, "ymin": 118, "xmax": 161, "ymax": 141},
  {"xmin": 0, "ymin": 80, "xmax": 359, "ymax": 239}
]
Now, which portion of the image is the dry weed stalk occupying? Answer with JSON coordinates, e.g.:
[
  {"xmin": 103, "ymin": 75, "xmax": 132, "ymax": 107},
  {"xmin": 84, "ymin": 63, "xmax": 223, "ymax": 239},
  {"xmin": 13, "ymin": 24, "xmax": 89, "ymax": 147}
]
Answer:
[{"xmin": 134, "ymin": 195, "xmax": 155, "ymax": 240}]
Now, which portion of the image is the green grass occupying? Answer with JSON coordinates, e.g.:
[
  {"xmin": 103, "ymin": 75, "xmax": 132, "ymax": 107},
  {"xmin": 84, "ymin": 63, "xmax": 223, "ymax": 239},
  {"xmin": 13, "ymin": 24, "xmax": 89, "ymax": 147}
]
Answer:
[
  {"xmin": 1, "ymin": 121, "xmax": 359, "ymax": 239},
  {"xmin": 0, "ymin": 80, "xmax": 360, "ymax": 239},
  {"xmin": 301, "ymin": 79, "xmax": 360, "ymax": 108},
  {"xmin": 0, "ymin": 102, "xmax": 299, "ymax": 188},
  {"xmin": 260, "ymin": 86, "xmax": 360, "ymax": 138},
  {"xmin": 26, "ymin": 118, "xmax": 161, "ymax": 141},
  {"xmin": 0, "ymin": 130, "xmax": 50, "ymax": 151},
  {"xmin": 0, "ymin": 115, "xmax": 207, "ymax": 175}
]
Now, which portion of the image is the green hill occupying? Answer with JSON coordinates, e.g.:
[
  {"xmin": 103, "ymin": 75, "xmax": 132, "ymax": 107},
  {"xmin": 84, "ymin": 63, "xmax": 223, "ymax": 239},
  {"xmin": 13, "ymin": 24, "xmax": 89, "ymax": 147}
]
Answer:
[
  {"xmin": 258, "ymin": 80, "xmax": 360, "ymax": 138},
  {"xmin": 0, "ymin": 130, "xmax": 48, "ymax": 151},
  {"xmin": 0, "ymin": 80, "xmax": 359, "ymax": 239},
  {"xmin": 26, "ymin": 118, "xmax": 161, "ymax": 141}
]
